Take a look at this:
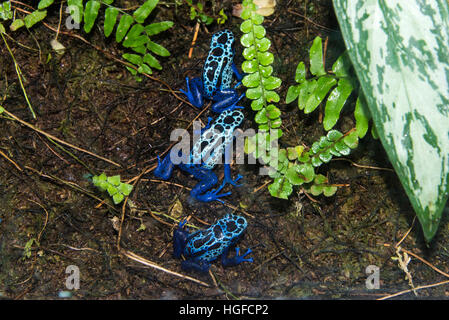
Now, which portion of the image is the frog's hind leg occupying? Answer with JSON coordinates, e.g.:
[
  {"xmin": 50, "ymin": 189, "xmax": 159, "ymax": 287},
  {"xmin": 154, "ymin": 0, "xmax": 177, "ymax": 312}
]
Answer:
[
  {"xmin": 181, "ymin": 259, "xmax": 211, "ymax": 273},
  {"xmin": 221, "ymin": 247, "xmax": 253, "ymax": 267},
  {"xmin": 180, "ymin": 77, "xmax": 204, "ymax": 109},
  {"xmin": 179, "ymin": 164, "xmax": 231, "ymax": 203}
]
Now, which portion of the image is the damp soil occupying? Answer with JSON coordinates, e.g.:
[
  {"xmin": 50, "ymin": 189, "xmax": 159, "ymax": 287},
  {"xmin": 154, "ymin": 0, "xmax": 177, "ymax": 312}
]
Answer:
[{"xmin": 1, "ymin": 0, "xmax": 449, "ymax": 300}]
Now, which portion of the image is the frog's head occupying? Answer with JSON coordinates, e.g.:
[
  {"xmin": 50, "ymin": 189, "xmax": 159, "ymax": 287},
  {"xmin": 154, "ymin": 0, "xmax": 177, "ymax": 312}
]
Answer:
[
  {"xmin": 211, "ymin": 29, "xmax": 235, "ymax": 50},
  {"xmin": 221, "ymin": 214, "xmax": 247, "ymax": 237}
]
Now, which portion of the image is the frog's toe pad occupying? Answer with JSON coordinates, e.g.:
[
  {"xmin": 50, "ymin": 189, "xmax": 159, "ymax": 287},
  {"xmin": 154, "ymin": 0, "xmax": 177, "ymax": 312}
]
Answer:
[
  {"xmin": 196, "ymin": 189, "xmax": 231, "ymax": 203},
  {"xmin": 235, "ymin": 247, "xmax": 253, "ymax": 263}
]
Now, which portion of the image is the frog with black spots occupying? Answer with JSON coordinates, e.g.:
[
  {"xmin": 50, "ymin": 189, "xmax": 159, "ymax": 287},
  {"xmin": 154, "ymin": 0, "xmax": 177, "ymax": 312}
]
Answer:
[{"xmin": 173, "ymin": 214, "xmax": 253, "ymax": 273}]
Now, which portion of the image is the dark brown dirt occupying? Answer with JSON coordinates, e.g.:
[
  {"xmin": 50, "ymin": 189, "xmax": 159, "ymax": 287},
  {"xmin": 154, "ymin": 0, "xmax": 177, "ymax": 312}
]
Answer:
[{"xmin": 1, "ymin": 0, "xmax": 449, "ymax": 300}]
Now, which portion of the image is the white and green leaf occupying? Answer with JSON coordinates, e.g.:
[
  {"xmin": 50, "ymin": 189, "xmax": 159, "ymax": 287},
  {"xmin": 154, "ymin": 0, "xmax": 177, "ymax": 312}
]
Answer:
[{"xmin": 333, "ymin": 0, "xmax": 449, "ymax": 241}]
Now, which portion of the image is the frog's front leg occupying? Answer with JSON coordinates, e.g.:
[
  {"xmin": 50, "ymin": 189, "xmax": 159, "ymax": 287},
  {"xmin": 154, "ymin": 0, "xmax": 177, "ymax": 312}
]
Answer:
[
  {"xmin": 154, "ymin": 153, "xmax": 176, "ymax": 181},
  {"xmin": 211, "ymin": 90, "xmax": 244, "ymax": 113},
  {"xmin": 180, "ymin": 77, "xmax": 205, "ymax": 109},
  {"xmin": 217, "ymin": 144, "xmax": 243, "ymax": 190},
  {"xmin": 179, "ymin": 164, "xmax": 231, "ymax": 203},
  {"xmin": 221, "ymin": 247, "xmax": 253, "ymax": 267},
  {"xmin": 232, "ymin": 62, "xmax": 244, "ymax": 82}
]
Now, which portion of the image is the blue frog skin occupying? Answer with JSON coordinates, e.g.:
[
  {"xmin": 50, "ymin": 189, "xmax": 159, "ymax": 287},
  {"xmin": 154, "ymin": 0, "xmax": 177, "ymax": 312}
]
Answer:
[
  {"xmin": 173, "ymin": 214, "xmax": 253, "ymax": 273},
  {"xmin": 180, "ymin": 29, "xmax": 244, "ymax": 113},
  {"xmin": 154, "ymin": 108, "xmax": 244, "ymax": 203},
  {"xmin": 154, "ymin": 30, "xmax": 245, "ymax": 203}
]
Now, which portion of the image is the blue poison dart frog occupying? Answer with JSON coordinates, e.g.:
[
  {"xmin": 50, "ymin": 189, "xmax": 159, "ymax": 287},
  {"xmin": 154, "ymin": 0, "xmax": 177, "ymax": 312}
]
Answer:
[
  {"xmin": 173, "ymin": 214, "xmax": 253, "ymax": 273},
  {"xmin": 153, "ymin": 108, "xmax": 244, "ymax": 203},
  {"xmin": 180, "ymin": 29, "xmax": 244, "ymax": 113},
  {"xmin": 154, "ymin": 30, "xmax": 245, "ymax": 203}
]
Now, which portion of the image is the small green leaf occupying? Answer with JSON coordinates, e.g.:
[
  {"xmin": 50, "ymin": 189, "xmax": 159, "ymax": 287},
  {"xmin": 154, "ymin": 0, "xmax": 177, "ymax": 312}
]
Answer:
[
  {"xmin": 104, "ymin": 7, "xmax": 119, "ymax": 37},
  {"xmin": 323, "ymin": 185, "xmax": 338, "ymax": 197},
  {"xmin": 147, "ymin": 40, "xmax": 170, "ymax": 56},
  {"xmin": 243, "ymin": 46, "xmax": 256, "ymax": 60},
  {"xmin": 145, "ymin": 21, "xmax": 173, "ymax": 36},
  {"xmin": 251, "ymin": 12, "xmax": 264, "ymax": 24},
  {"xmin": 268, "ymin": 176, "xmax": 293, "ymax": 199},
  {"xmin": 10, "ymin": 19, "xmax": 24, "ymax": 31},
  {"xmin": 304, "ymin": 76, "xmax": 337, "ymax": 114},
  {"xmin": 343, "ymin": 131, "xmax": 359, "ymax": 149},
  {"xmin": 285, "ymin": 166, "xmax": 305, "ymax": 185},
  {"xmin": 271, "ymin": 118, "xmax": 282, "ymax": 128},
  {"xmin": 285, "ymin": 85, "xmax": 299, "ymax": 104},
  {"xmin": 240, "ymin": 32, "xmax": 254, "ymax": 47},
  {"xmin": 266, "ymin": 104, "xmax": 281, "ymax": 119},
  {"xmin": 38, "ymin": 0, "xmax": 54, "ymax": 10},
  {"xmin": 327, "ymin": 129, "xmax": 343, "ymax": 141},
  {"xmin": 259, "ymin": 65, "xmax": 273, "ymax": 77},
  {"xmin": 246, "ymin": 86, "xmax": 263, "ymax": 100},
  {"xmin": 116, "ymin": 14, "xmax": 134, "ymax": 43},
  {"xmin": 242, "ymin": 59, "xmax": 258, "ymax": 73},
  {"xmin": 123, "ymin": 24, "xmax": 146, "ymax": 47},
  {"xmin": 133, "ymin": 0, "xmax": 158, "ymax": 24},
  {"xmin": 24, "ymin": 10, "xmax": 47, "ymax": 29},
  {"xmin": 319, "ymin": 150, "xmax": 333, "ymax": 163},
  {"xmin": 83, "ymin": 0, "xmax": 101, "ymax": 33},
  {"xmin": 242, "ymin": 72, "xmax": 260, "ymax": 88},
  {"xmin": 108, "ymin": 175, "xmax": 121, "ymax": 186},
  {"xmin": 107, "ymin": 185, "xmax": 118, "ymax": 196},
  {"xmin": 118, "ymin": 183, "xmax": 133, "ymax": 196},
  {"xmin": 262, "ymin": 76, "xmax": 281, "ymax": 90},
  {"xmin": 354, "ymin": 95, "xmax": 371, "ymax": 138},
  {"xmin": 334, "ymin": 140, "xmax": 351, "ymax": 155},
  {"xmin": 332, "ymin": 51, "xmax": 352, "ymax": 77},
  {"xmin": 257, "ymin": 51, "xmax": 274, "ymax": 66},
  {"xmin": 323, "ymin": 78, "xmax": 353, "ymax": 130},
  {"xmin": 253, "ymin": 24, "xmax": 266, "ymax": 38},
  {"xmin": 122, "ymin": 53, "xmax": 143, "ymax": 65},
  {"xmin": 255, "ymin": 37, "xmax": 271, "ymax": 52},
  {"xmin": 143, "ymin": 53, "xmax": 162, "ymax": 70},
  {"xmin": 295, "ymin": 61, "xmax": 306, "ymax": 83},
  {"xmin": 297, "ymin": 80, "xmax": 316, "ymax": 110},
  {"xmin": 309, "ymin": 183, "xmax": 323, "ymax": 196},
  {"xmin": 113, "ymin": 193, "xmax": 124, "ymax": 204},
  {"xmin": 240, "ymin": 19, "xmax": 253, "ymax": 33},
  {"xmin": 251, "ymin": 98, "xmax": 264, "ymax": 111},
  {"xmin": 138, "ymin": 63, "xmax": 152, "ymax": 74},
  {"xmin": 310, "ymin": 36, "xmax": 326, "ymax": 76},
  {"xmin": 297, "ymin": 163, "xmax": 315, "ymax": 182},
  {"xmin": 255, "ymin": 108, "xmax": 268, "ymax": 124},
  {"xmin": 265, "ymin": 91, "xmax": 280, "ymax": 103}
]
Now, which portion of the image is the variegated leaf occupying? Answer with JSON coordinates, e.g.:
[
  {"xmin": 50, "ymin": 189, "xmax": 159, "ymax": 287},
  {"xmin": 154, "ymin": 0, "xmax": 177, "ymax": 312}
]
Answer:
[{"xmin": 333, "ymin": 0, "xmax": 449, "ymax": 241}]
